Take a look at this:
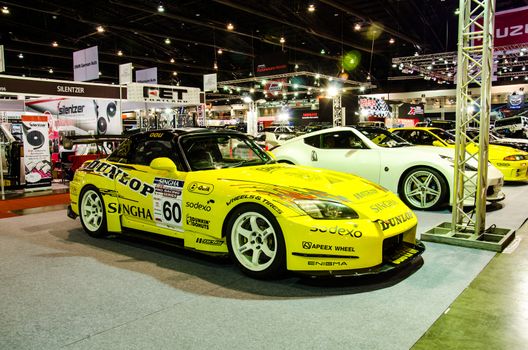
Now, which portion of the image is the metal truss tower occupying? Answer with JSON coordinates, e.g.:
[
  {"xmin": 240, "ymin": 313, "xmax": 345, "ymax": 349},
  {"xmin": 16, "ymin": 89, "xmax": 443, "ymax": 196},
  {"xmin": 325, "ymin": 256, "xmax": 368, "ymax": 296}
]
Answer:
[{"xmin": 421, "ymin": 0, "xmax": 514, "ymax": 251}]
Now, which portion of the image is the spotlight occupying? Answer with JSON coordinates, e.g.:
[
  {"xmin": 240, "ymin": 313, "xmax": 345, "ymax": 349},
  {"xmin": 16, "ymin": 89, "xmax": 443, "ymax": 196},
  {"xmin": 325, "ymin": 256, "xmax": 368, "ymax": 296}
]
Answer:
[
  {"xmin": 49, "ymin": 68, "xmax": 54, "ymax": 74},
  {"xmin": 18, "ymin": 53, "xmax": 24, "ymax": 59},
  {"xmin": 1, "ymin": 6, "xmax": 9, "ymax": 14},
  {"xmin": 157, "ymin": 4, "xmax": 165, "ymax": 12},
  {"xmin": 217, "ymin": 48, "xmax": 223, "ymax": 54},
  {"xmin": 170, "ymin": 58, "xmax": 175, "ymax": 63},
  {"xmin": 172, "ymin": 71, "xmax": 178, "ymax": 76},
  {"xmin": 213, "ymin": 61, "xmax": 218, "ymax": 70},
  {"xmin": 389, "ymin": 38, "xmax": 395, "ymax": 44},
  {"xmin": 354, "ymin": 23, "xmax": 361, "ymax": 31},
  {"xmin": 165, "ymin": 38, "xmax": 171, "ymax": 44},
  {"xmin": 52, "ymin": 41, "xmax": 58, "ymax": 47},
  {"xmin": 96, "ymin": 26, "xmax": 105, "ymax": 33},
  {"xmin": 308, "ymin": 4, "xmax": 315, "ymax": 12},
  {"xmin": 117, "ymin": 50, "xmax": 123, "ymax": 56},
  {"xmin": 227, "ymin": 23, "xmax": 234, "ymax": 31},
  {"xmin": 280, "ymin": 37, "xmax": 285, "ymax": 44}
]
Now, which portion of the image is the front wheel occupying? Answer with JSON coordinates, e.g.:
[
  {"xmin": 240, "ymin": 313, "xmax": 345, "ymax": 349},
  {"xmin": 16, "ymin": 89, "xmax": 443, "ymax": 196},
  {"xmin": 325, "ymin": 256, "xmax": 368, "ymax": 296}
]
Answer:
[
  {"xmin": 226, "ymin": 204, "xmax": 286, "ymax": 279},
  {"xmin": 399, "ymin": 167, "xmax": 448, "ymax": 210},
  {"xmin": 79, "ymin": 187, "xmax": 108, "ymax": 238}
]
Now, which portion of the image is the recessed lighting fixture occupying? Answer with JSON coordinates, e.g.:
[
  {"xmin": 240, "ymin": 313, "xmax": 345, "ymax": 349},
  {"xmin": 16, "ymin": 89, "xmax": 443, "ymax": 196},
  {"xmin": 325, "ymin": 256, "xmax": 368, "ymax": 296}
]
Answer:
[
  {"xmin": 227, "ymin": 22, "xmax": 234, "ymax": 31},
  {"xmin": 165, "ymin": 38, "xmax": 171, "ymax": 44},
  {"xmin": 170, "ymin": 58, "xmax": 175, "ymax": 63},
  {"xmin": 52, "ymin": 41, "xmax": 58, "ymax": 47},
  {"xmin": 354, "ymin": 23, "xmax": 361, "ymax": 31},
  {"xmin": 117, "ymin": 50, "xmax": 123, "ymax": 56},
  {"xmin": 217, "ymin": 48, "xmax": 223, "ymax": 54},
  {"xmin": 308, "ymin": 4, "xmax": 315, "ymax": 12},
  {"xmin": 157, "ymin": 4, "xmax": 165, "ymax": 12},
  {"xmin": 48, "ymin": 68, "xmax": 54, "ymax": 74},
  {"xmin": 18, "ymin": 53, "xmax": 24, "ymax": 59},
  {"xmin": 2, "ymin": 6, "xmax": 9, "ymax": 14},
  {"xmin": 96, "ymin": 25, "xmax": 105, "ymax": 33},
  {"xmin": 389, "ymin": 38, "xmax": 395, "ymax": 44}
]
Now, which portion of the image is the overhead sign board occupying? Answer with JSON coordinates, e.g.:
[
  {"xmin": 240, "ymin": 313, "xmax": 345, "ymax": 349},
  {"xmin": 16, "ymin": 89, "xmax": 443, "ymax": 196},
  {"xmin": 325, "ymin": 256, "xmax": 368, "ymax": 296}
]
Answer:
[
  {"xmin": 0, "ymin": 75, "xmax": 126, "ymax": 99},
  {"xmin": 73, "ymin": 46, "xmax": 99, "ymax": 81},
  {"xmin": 119, "ymin": 63, "xmax": 133, "ymax": 85},
  {"xmin": 473, "ymin": 6, "xmax": 528, "ymax": 47},
  {"xmin": 136, "ymin": 67, "xmax": 158, "ymax": 84},
  {"xmin": 127, "ymin": 83, "xmax": 201, "ymax": 105},
  {"xmin": 203, "ymin": 73, "xmax": 217, "ymax": 92}
]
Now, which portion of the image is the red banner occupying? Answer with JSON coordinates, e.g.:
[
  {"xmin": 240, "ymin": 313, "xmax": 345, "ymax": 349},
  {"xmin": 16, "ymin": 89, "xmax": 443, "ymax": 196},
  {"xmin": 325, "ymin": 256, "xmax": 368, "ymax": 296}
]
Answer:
[{"xmin": 473, "ymin": 6, "xmax": 528, "ymax": 47}]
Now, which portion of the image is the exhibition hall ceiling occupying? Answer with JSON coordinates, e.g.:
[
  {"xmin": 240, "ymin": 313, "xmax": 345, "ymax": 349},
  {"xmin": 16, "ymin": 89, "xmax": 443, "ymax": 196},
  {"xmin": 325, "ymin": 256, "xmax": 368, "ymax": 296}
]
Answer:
[{"xmin": 0, "ymin": 0, "xmax": 527, "ymax": 91}]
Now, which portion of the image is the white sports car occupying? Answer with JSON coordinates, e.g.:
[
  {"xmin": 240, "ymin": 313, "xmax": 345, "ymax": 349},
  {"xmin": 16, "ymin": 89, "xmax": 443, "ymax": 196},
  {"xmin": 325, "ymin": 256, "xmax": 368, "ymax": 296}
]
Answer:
[{"xmin": 272, "ymin": 126, "xmax": 505, "ymax": 210}]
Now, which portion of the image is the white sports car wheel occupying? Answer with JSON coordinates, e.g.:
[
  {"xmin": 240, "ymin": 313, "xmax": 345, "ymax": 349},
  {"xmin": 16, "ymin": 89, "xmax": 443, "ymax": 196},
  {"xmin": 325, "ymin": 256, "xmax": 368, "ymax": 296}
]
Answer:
[
  {"xmin": 400, "ymin": 167, "xmax": 448, "ymax": 210},
  {"xmin": 79, "ymin": 187, "xmax": 108, "ymax": 238},
  {"xmin": 226, "ymin": 204, "xmax": 285, "ymax": 279}
]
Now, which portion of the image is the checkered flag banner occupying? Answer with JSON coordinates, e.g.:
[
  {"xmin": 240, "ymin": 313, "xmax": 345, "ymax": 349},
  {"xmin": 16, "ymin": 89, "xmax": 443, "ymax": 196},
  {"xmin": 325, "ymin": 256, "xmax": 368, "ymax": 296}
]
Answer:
[{"xmin": 358, "ymin": 96, "xmax": 392, "ymax": 118}]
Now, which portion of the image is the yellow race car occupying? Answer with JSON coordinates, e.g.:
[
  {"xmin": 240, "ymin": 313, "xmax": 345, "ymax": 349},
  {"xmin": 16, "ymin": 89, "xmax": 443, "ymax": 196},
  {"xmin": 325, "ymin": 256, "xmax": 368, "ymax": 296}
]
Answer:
[
  {"xmin": 390, "ymin": 127, "xmax": 528, "ymax": 182},
  {"xmin": 68, "ymin": 128, "xmax": 424, "ymax": 279}
]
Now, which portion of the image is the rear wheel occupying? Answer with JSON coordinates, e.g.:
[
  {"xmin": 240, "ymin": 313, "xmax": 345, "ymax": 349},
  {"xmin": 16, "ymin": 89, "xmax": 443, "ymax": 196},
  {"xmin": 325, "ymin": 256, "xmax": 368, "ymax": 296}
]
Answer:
[
  {"xmin": 79, "ymin": 187, "xmax": 108, "ymax": 238},
  {"xmin": 399, "ymin": 167, "xmax": 448, "ymax": 210},
  {"xmin": 226, "ymin": 204, "xmax": 286, "ymax": 279}
]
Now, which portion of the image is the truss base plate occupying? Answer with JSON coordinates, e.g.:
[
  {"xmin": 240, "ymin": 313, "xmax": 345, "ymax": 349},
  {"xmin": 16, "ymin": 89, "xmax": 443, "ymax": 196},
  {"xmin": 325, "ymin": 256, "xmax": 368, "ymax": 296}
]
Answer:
[{"xmin": 421, "ymin": 222, "xmax": 515, "ymax": 252}]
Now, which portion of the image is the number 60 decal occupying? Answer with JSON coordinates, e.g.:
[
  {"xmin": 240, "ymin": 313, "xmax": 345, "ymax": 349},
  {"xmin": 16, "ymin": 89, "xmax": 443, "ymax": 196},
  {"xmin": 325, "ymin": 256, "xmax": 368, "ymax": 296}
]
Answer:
[{"xmin": 163, "ymin": 201, "xmax": 181, "ymax": 223}]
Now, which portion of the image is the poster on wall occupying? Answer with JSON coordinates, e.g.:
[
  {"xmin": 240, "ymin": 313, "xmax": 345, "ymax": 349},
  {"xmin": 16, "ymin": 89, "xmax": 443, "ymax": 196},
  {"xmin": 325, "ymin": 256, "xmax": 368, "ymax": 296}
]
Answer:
[
  {"xmin": 25, "ymin": 98, "xmax": 122, "ymax": 136},
  {"xmin": 508, "ymin": 92, "xmax": 525, "ymax": 110},
  {"xmin": 21, "ymin": 115, "xmax": 52, "ymax": 189},
  {"xmin": 136, "ymin": 67, "xmax": 158, "ymax": 84},
  {"xmin": 398, "ymin": 103, "xmax": 425, "ymax": 118},
  {"xmin": 358, "ymin": 96, "xmax": 392, "ymax": 118}
]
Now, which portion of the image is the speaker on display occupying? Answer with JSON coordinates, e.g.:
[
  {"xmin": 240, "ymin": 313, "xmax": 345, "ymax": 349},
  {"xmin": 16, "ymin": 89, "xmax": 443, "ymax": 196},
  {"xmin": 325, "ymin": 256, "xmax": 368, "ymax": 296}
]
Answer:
[{"xmin": 26, "ymin": 130, "xmax": 45, "ymax": 149}]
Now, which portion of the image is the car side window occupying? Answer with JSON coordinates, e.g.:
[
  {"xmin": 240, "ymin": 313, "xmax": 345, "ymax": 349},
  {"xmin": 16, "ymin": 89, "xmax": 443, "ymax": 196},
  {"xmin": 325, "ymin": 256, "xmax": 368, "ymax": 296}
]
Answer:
[
  {"xmin": 304, "ymin": 135, "xmax": 321, "ymax": 148},
  {"xmin": 324, "ymin": 131, "xmax": 366, "ymax": 149},
  {"xmin": 107, "ymin": 139, "xmax": 133, "ymax": 163},
  {"xmin": 418, "ymin": 131, "xmax": 436, "ymax": 145},
  {"xmin": 133, "ymin": 139, "xmax": 177, "ymax": 166}
]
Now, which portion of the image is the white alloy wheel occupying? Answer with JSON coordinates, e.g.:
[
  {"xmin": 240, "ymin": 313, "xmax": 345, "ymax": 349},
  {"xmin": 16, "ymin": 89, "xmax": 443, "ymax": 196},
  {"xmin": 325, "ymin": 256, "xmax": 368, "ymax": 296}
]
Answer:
[
  {"xmin": 230, "ymin": 211, "xmax": 278, "ymax": 272},
  {"xmin": 80, "ymin": 188, "xmax": 106, "ymax": 235},
  {"xmin": 402, "ymin": 169, "xmax": 446, "ymax": 210}
]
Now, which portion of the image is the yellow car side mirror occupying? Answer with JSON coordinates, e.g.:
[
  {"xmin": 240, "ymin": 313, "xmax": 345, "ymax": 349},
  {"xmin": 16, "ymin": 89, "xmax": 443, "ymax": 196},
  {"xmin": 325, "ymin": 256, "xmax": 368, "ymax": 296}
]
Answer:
[
  {"xmin": 150, "ymin": 157, "xmax": 177, "ymax": 172},
  {"xmin": 432, "ymin": 140, "xmax": 445, "ymax": 147}
]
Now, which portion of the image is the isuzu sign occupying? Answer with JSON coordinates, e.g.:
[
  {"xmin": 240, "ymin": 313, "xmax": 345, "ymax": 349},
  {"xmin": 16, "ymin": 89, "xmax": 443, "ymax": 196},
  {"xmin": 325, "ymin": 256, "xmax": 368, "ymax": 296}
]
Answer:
[{"xmin": 473, "ymin": 6, "xmax": 528, "ymax": 47}]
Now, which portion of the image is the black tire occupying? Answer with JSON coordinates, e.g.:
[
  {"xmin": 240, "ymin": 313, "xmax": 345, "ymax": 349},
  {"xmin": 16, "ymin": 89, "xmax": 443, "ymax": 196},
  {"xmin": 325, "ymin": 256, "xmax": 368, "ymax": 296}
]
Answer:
[
  {"xmin": 225, "ymin": 204, "xmax": 286, "ymax": 279},
  {"xmin": 398, "ymin": 167, "xmax": 448, "ymax": 210},
  {"xmin": 79, "ymin": 186, "xmax": 109, "ymax": 238}
]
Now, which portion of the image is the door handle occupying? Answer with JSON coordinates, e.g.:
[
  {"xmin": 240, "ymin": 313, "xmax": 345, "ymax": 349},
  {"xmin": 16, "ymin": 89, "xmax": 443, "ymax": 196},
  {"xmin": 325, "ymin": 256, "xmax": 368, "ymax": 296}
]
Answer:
[{"xmin": 311, "ymin": 150, "xmax": 318, "ymax": 161}]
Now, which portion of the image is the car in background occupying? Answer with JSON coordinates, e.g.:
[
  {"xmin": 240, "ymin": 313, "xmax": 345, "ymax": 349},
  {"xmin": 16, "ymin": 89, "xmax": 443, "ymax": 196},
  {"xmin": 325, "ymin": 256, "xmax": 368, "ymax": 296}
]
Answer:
[
  {"xmin": 449, "ymin": 128, "xmax": 528, "ymax": 153},
  {"xmin": 272, "ymin": 126, "xmax": 505, "ymax": 210},
  {"xmin": 390, "ymin": 127, "xmax": 528, "ymax": 182},
  {"xmin": 68, "ymin": 128, "xmax": 424, "ymax": 279},
  {"xmin": 493, "ymin": 116, "xmax": 528, "ymax": 138}
]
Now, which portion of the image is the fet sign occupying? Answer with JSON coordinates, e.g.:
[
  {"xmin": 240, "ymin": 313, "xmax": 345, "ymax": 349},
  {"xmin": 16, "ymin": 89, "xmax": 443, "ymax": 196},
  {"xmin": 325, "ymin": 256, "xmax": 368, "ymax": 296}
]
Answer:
[
  {"xmin": 126, "ymin": 83, "xmax": 201, "ymax": 105},
  {"xmin": 473, "ymin": 6, "xmax": 528, "ymax": 47}
]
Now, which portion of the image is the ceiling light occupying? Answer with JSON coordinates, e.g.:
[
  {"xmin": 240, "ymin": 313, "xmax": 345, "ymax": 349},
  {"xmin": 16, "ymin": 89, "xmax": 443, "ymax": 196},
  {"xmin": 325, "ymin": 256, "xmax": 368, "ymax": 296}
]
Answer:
[
  {"xmin": 315, "ymin": 74, "xmax": 320, "ymax": 79},
  {"xmin": 170, "ymin": 58, "xmax": 175, "ymax": 63},
  {"xmin": 213, "ymin": 61, "xmax": 218, "ymax": 70},
  {"xmin": 522, "ymin": 66, "xmax": 526, "ymax": 71},
  {"xmin": 354, "ymin": 23, "xmax": 361, "ymax": 31},
  {"xmin": 294, "ymin": 64, "xmax": 299, "ymax": 69},
  {"xmin": 359, "ymin": 86, "xmax": 365, "ymax": 92},
  {"xmin": 454, "ymin": 8, "xmax": 460, "ymax": 15},
  {"xmin": 249, "ymin": 88, "xmax": 255, "ymax": 93},
  {"xmin": 392, "ymin": 63, "xmax": 397, "ymax": 68},
  {"xmin": 242, "ymin": 96, "xmax": 252, "ymax": 103},
  {"xmin": 98, "ymin": 71, "xmax": 102, "ymax": 76},
  {"xmin": 280, "ymin": 37, "xmax": 285, "ymax": 44},
  {"xmin": 48, "ymin": 68, "xmax": 53, "ymax": 74},
  {"xmin": 217, "ymin": 48, "xmax": 223, "ymax": 54},
  {"xmin": 2, "ymin": 6, "xmax": 9, "ymax": 14},
  {"xmin": 96, "ymin": 26, "xmax": 105, "ymax": 33},
  {"xmin": 327, "ymin": 85, "xmax": 339, "ymax": 97},
  {"xmin": 520, "ymin": 51, "xmax": 525, "ymax": 57},
  {"xmin": 165, "ymin": 38, "xmax": 171, "ymax": 44},
  {"xmin": 427, "ymin": 65, "xmax": 432, "ymax": 70},
  {"xmin": 18, "ymin": 53, "xmax": 24, "ymax": 59},
  {"xmin": 172, "ymin": 71, "xmax": 177, "ymax": 76},
  {"xmin": 308, "ymin": 4, "xmax": 315, "ymax": 12},
  {"xmin": 414, "ymin": 52, "xmax": 419, "ymax": 56},
  {"xmin": 52, "ymin": 41, "xmax": 58, "ymax": 47},
  {"xmin": 157, "ymin": 4, "xmax": 165, "ymax": 12},
  {"xmin": 366, "ymin": 74, "xmax": 371, "ymax": 81},
  {"xmin": 320, "ymin": 49, "xmax": 325, "ymax": 54},
  {"xmin": 117, "ymin": 50, "xmax": 123, "ymax": 56},
  {"xmin": 389, "ymin": 38, "xmax": 395, "ymax": 44},
  {"xmin": 227, "ymin": 23, "xmax": 234, "ymax": 31}
]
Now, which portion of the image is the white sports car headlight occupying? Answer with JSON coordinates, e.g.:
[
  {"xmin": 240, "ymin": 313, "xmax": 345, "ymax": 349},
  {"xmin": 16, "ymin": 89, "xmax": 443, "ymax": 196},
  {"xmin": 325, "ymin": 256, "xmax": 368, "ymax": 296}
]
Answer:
[
  {"xmin": 439, "ymin": 155, "xmax": 478, "ymax": 172},
  {"xmin": 294, "ymin": 200, "xmax": 359, "ymax": 220}
]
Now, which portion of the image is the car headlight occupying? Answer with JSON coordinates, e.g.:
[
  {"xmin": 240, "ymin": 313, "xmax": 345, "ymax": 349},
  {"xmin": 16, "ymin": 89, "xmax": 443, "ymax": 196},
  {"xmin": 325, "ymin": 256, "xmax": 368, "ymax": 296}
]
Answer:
[
  {"xmin": 503, "ymin": 155, "xmax": 526, "ymax": 161},
  {"xmin": 294, "ymin": 199, "xmax": 359, "ymax": 220},
  {"xmin": 439, "ymin": 154, "xmax": 478, "ymax": 171}
]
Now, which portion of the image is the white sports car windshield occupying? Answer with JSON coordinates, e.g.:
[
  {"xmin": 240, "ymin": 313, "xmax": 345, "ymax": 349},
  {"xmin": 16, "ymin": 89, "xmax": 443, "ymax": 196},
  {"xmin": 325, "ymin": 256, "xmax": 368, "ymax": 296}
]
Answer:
[
  {"xmin": 181, "ymin": 134, "xmax": 272, "ymax": 171},
  {"xmin": 359, "ymin": 129, "xmax": 412, "ymax": 148}
]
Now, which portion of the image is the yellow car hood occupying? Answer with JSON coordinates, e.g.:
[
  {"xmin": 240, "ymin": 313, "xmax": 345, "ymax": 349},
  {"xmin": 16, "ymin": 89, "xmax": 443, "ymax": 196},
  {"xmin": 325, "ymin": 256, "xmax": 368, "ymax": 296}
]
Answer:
[
  {"xmin": 464, "ymin": 143, "xmax": 528, "ymax": 160},
  {"xmin": 200, "ymin": 163, "xmax": 390, "ymax": 205}
]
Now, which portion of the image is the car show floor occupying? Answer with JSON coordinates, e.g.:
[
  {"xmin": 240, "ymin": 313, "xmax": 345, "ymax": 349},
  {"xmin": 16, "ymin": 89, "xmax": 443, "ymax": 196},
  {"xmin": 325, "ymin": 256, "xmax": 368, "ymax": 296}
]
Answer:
[{"xmin": 0, "ymin": 184, "xmax": 527, "ymax": 349}]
